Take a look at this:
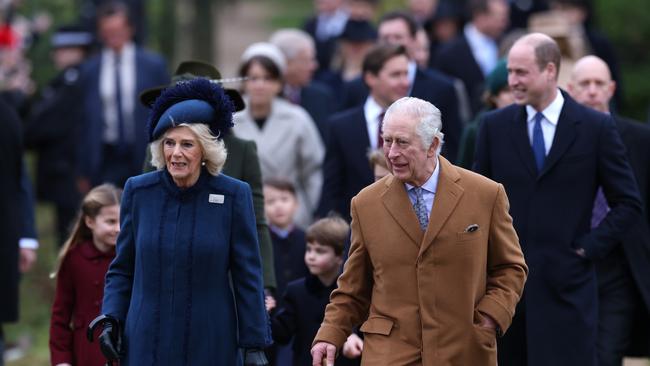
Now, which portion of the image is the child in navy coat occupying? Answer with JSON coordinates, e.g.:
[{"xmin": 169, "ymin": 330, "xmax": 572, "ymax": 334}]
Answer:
[{"xmin": 271, "ymin": 216, "xmax": 361, "ymax": 366}]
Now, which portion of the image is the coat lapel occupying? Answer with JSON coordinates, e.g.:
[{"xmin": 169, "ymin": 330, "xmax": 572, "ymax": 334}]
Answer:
[
  {"xmin": 509, "ymin": 106, "xmax": 538, "ymax": 178},
  {"xmin": 381, "ymin": 176, "xmax": 423, "ymax": 248},
  {"xmin": 419, "ymin": 157, "xmax": 464, "ymax": 256},
  {"xmin": 538, "ymin": 94, "xmax": 578, "ymax": 179}
]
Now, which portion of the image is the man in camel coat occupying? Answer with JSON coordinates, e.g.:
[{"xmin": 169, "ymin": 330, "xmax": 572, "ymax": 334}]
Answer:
[{"xmin": 311, "ymin": 96, "xmax": 528, "ymax": 365}]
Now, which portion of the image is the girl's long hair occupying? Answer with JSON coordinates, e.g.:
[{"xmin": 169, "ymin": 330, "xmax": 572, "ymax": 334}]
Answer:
[{"xmin": 50, "ymin": 183, "xmax": 122, "ymax": 278}]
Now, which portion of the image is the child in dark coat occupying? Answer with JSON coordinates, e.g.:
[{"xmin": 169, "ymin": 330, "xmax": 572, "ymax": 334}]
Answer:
[
  {"xmin": 49, "ymin": 184, "xmax": 122, "ymax": 366},
  {"xmin": 271, "ymin": 216, "xmax": 361, "ymax": 366},
  {"xmin": 263, "ymin": 178, "xmax": 310, "ymax": 307}
]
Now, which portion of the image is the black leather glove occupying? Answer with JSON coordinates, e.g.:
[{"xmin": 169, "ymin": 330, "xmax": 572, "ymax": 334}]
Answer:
[
  {"xmin": 243, "ymin": 348, "xmax": 268, "ymax": 366},
  {"xmin": 88, "ymin": 314, "xmax": 122, "ymax": 361}
]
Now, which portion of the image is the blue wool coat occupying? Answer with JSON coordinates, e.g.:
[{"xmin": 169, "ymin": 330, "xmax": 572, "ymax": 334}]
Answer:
[{"xmin": 102, "ymin": 169, "xmax": 272, "ymax": 366}]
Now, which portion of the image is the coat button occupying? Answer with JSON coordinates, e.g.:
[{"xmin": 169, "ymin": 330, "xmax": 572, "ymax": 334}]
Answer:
[{"xmin": 94, "ymin": 280, "xmax": 101, "ymax": 286}]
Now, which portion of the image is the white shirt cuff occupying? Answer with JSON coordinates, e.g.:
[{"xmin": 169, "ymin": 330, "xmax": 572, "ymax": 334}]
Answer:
[{"xmin": 19, "ymin": 238, "xmax": 39, "ymax": 249}]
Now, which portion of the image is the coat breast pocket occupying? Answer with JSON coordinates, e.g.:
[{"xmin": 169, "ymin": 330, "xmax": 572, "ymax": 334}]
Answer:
[{"xmin": 456, "ymin": 228, "xmax": 482, "ymax": 243}]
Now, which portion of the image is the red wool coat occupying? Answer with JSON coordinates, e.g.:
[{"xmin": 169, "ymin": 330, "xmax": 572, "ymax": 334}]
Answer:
[{"xmin": 50, "ymin": 241, "xmax": 115, "ymax": 366}]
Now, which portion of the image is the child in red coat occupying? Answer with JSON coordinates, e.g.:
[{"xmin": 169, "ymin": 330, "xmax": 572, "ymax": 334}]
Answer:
[{"xmin": 49, "ymin": 184, "xmax": 122, "ymax": 366}]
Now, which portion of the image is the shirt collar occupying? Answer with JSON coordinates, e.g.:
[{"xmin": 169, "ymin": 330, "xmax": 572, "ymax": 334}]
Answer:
[
  {"xmin": 364, "ymin": 95, "xmax": 385, "ymax": 122},
  {"xmin": 526, "ymin": 88, "xmax": 564, "ymax": 126},
  {"xmin": 407, "ymin": 60, "xmax": 417, "ymax": 85},
  {"xmin": 103, "ymin": 41, "xmax": 135, "ymax": 62},
  {"xmin": 269, "ymin": 224, "xmax": 293, "ymax": 239},
  {"xmin": 464, "ymin": 23, "xmax": 494, "ymax": 47},
  {"xmin": 404, "ymin": 156, "xmax": 440, "ymax": 194}
]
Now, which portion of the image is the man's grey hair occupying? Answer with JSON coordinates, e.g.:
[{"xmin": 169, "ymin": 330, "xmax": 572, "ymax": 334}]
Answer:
[
  {"xmin": 385, "ymin": 97, "xmax": 444, "ymax": 154},
  {"xmin": 150, "ymin": 123, "xmax": 227, "ymax": 176},
  {"xmin": 269, "ymin": 28, "xmax": 315, "ymax": 60}
]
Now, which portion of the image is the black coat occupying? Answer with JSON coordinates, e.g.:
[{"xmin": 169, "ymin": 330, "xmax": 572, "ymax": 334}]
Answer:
[
  {"xmin": 24, "ymin": 66, "xmax": 84, "ymax": 206},
  {"xmin": 613, "ymin": 116, "xmax": 650, "ymax": 356},
  {"xmin": 433, "ymin": 34, "xmax": 485, "ymax": 117},
  {"xmin": 316, "ymin": 107, "xmax": 373, "ymax": 221},
  {"xmin": 299, "ymin": 81, "xmax": 336, "ymax": 145},
  {"xmin": 473, "ymin": 91, "xmax": 642, "ymax": 366},
  {"xmin": 303, "ymin": 16, "xmax": 339, "ymax": 77},
  {"xmin": 270, "ymin": 228, "xmax": 309, "ymax": 307},
  {"xmin": 271, "ymin": 275, "xmax": 359, "ymax": 366},
  {"xmin": 0, "ymin": 98, "xmax": 24, "ymax": 323},
  {"xmin": 338, "ymin": 68, "xmax": 462, "ymax": 162}
]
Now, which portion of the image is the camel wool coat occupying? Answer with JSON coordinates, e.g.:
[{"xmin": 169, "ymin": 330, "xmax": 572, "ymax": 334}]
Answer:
[{"xmin": 313, "ymin": 157, "xmax": 528, "ymax": 365}]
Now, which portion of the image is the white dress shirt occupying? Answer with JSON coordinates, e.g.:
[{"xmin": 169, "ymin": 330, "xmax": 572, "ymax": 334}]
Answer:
[
  {"xmin": 526, "ymin": 90, "xmax": 565, "ymax": 155},
  {"xmin": 364, "ymin": 96, "xmax": 385, "ymax": 150},
  {"xmin": 404, "ymin": 157, "xmax": 440, "ymax": 221},
  {"xmin": 100, "ymin": 42, "xmax": 136, "ymax": 144},
  {"xmin": 315, "ymin": 8, "xmax": 349, "ymax": 40},
  {"xmin": 464, "ymin": 23, "xmax": 498, "ymax": 76}
]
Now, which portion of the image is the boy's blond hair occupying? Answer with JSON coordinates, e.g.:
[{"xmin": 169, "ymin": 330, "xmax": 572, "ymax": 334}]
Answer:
[{"xmin": 306, "ymin": 216, "xmax": 350, "ymax": 256}]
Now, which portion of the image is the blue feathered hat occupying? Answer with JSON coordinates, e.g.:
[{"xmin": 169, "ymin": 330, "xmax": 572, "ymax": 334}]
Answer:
[{"xmin": 147, "ymin": 78, "xmax": 235, "ymax": 142}]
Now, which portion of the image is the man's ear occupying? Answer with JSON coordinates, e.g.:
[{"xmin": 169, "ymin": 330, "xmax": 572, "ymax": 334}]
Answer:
[
  {"xmin": 364, "ymin": 71, "xmax": 376, "ymax": 89},
  {"xmin": 607, "ymin": 80, "xmax": 617, "ymax": 100},
  {"xmin": 546, "ymin": 62, "xmax": 558, "ymax": 81},
  {"xmin": 427, "ymin": 137, "xmax": 440, "ymax": 157}
]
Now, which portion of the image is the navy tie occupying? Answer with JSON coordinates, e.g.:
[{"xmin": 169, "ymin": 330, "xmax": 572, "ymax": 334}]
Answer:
[{"xmin": 532, "ymin": 112, "xmax": 546, "ymax": 172}]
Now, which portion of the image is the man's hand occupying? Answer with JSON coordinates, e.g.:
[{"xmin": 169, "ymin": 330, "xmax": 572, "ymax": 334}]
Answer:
[
  {"xmin": 265, "ymin": 294, "xmax": 276, "ymax": 312},
  {"xmin": 479, "ymin": 311, "xmax": 498, "ymax": 334},
  {"xmin": 311, "ymin": 341, "xmax": 336, "ymax": 366},
  {"xmin": 19, "ymin": 248, "xmax": 37, "ymax": 273},
  {"xmin": 342, "ymin": 333, "xmax": 363, "ymax": 359}
]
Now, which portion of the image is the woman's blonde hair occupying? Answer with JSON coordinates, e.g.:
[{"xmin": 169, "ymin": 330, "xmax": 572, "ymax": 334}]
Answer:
[
  {"xmin": 149, "ymin": 123, "xmax": 227, "ymax": 176},
  {"xmin": 51, "ymin": 184, "xmax": 122, "ymax": 278}
]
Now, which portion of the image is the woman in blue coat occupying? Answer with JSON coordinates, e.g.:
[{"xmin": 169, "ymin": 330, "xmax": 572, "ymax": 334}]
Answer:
[{"xmin": 91, "ymin": 78, "xmax": 271, "ymax": 365}]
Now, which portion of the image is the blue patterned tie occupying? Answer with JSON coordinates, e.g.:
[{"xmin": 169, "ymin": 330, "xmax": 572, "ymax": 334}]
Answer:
[
  {"xmin": 532, "ymin": 112, "xmax": 546, "ymax": 172},
  {"xmin": 413, "ymin": 187, "xmax": 428, "ymax": 231}
]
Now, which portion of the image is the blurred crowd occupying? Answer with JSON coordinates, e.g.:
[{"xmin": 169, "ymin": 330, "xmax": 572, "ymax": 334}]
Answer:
[{"xmin": 1, "ymin": 0, "xmax": 649, "ymax": 365}]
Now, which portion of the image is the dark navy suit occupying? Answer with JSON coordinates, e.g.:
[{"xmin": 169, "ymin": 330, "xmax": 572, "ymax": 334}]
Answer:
[
  {"xmin": 473, "ymin": 91, "xmax": 642, "ymax": 366},
  {"xmin": 78, "ymin": 47, "xmax": 168, "ymax": 186},
  {"xmin": 338, "ymin": 68, "xmax": 462, "ymax": 162},
  {"xmin": 433, "ymin": 35, "xmax": 485, "ymax": 117},
  {"xmin": 597, "ymin": 116, "xmax": 650, "ymax": 361},
  {"xmin": 317, "ymin": 107, "xmax": 373, "ymax": 221},
  {"xmin": 299, "ymin": 81, "xmax": 336, "ymax": 144}
]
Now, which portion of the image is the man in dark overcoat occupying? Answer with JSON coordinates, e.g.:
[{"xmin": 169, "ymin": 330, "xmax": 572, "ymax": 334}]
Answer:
[
  {"xmin": 567, "ymin": 55, "xmax": 650, "ymax": 365},
  {"xmin": 474, "ymin": 33, "xmax": 642, "ymax": 366},
  {"xmin": 0, "ymin": 98, "xmax": 25, "ymax": 366}
]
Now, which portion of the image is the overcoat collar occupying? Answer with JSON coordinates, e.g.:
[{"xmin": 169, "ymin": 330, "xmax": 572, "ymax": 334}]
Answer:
[
  {"xmin": 380, "ymin": 156, "xmax": 464, "ymax": 252},
  {"xmin": 508, "ymin": 89, "xmax": 579, "ymax": 180}
]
